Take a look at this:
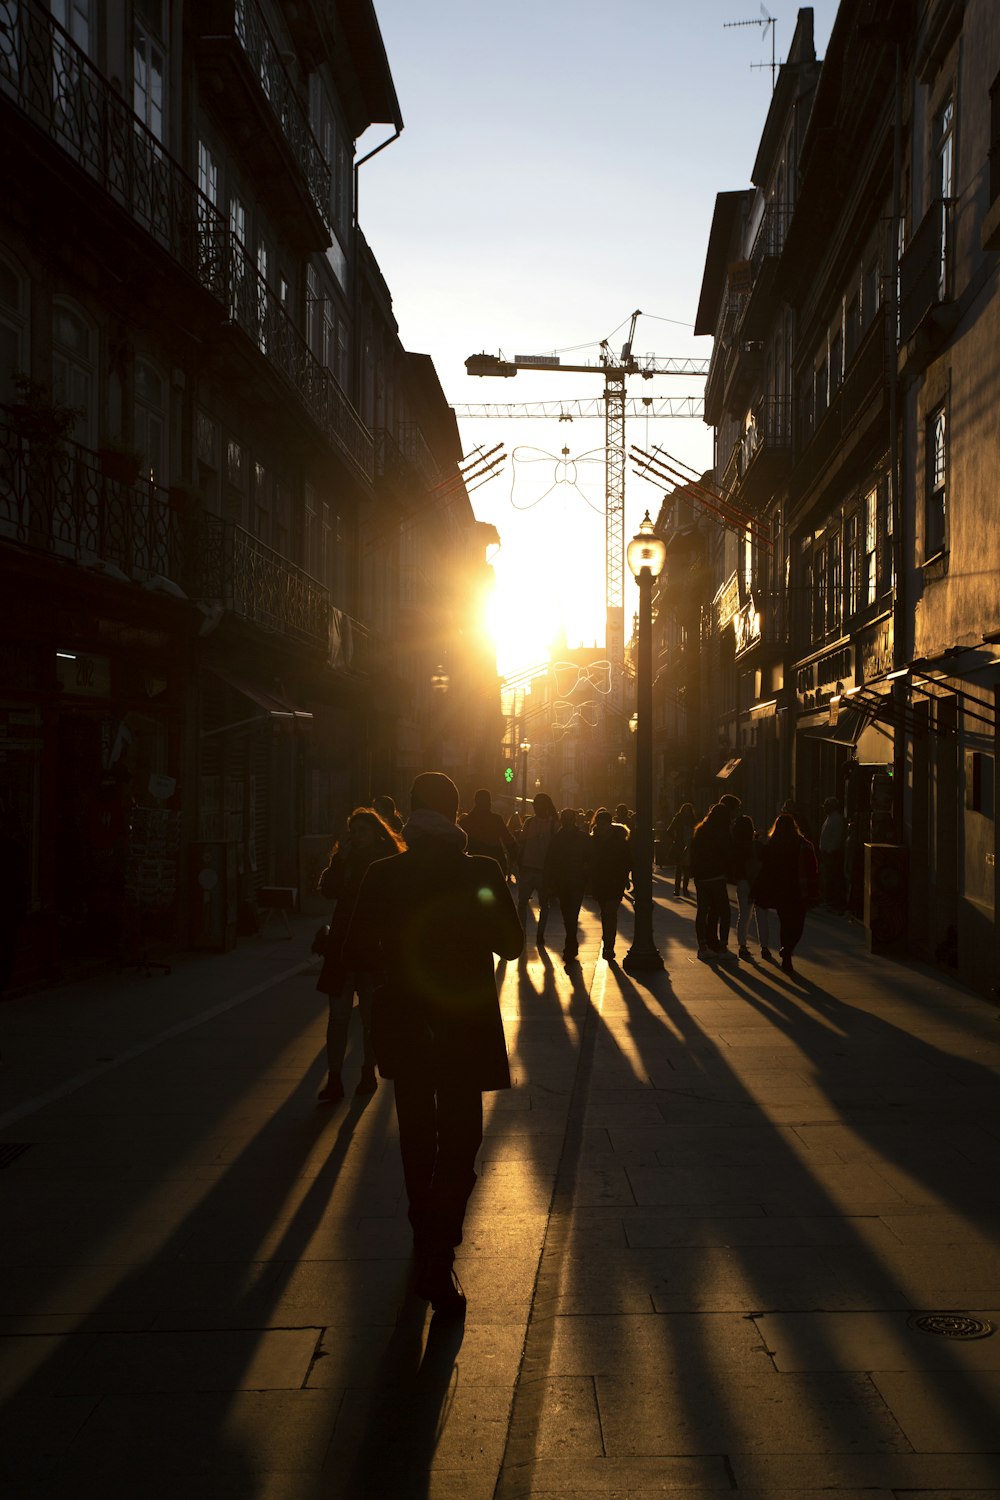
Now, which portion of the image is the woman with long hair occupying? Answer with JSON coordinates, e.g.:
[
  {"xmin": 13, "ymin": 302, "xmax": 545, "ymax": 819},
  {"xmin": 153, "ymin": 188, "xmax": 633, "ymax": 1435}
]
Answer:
[
  {"xmin": 316, "ymin": 807, "xmax": 404, "ymax": 1103},
  {"xmin": 759, "ymin": 811, "xmax": 818, "ymax": 975}
]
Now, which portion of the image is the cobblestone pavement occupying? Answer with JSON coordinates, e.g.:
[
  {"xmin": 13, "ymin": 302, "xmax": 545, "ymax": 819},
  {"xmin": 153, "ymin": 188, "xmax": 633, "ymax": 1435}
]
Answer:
[{"xmin": 1, "ymin": 885, "xmax": 999, "ymax": 1498}]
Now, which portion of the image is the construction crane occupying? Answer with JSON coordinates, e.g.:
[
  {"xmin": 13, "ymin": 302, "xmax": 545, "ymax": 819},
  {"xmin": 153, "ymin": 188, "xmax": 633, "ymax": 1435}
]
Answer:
[
  {"xmin": 465, "ymin": 311, "xmax": 708, "ymax": 685},
  {"xmin": 452, "ymin": 396, "xmax": 704, "ymax": 421}
]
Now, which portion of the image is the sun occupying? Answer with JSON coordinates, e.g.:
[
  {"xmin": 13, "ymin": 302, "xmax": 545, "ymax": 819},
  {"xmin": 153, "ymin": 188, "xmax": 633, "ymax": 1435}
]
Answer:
[{"xmin": 485, "ymin": 541, "xmax": 607, "ymax": 681}]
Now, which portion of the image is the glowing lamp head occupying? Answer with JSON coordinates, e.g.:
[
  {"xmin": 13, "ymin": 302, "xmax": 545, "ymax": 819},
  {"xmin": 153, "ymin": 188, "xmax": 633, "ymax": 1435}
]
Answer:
[{"xmin": 626, "ymin": 512, "xmax": 667, "ymax": 580}]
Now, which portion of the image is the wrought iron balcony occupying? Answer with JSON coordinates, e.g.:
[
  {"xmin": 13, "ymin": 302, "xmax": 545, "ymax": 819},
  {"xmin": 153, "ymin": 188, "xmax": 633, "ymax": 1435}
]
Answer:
[
  {"xmin": 898, "ymin": 197, "xmax": 955, "ymax": 346},
  {"xmin": 749, "ymin": 201, "xmax": 791, "ymax": 277},
  {"xmin": 0, "ymin": 410, "xmax": 183, "ymax": 583},
  {"xmin": 1, "ymin": 0, "xmax": 223, "ymax": 296},
  {"xmin": 722, "ymin": 396, "xmax": 793, "ymax": 516},
  {"xmin": 188, "ymin": 515, "xmax": 375, "ymax": 668},
  {"xmin": 194, "ymin": 0, "xmax": 332, "ymax": 243},
  {"xmin": 1, "ymin": 1, "xmax": 372, "ymax": 485},
  {"xmin": 734, "ymin": 589, "xmax": 788, "ymax": 659},
  {"xmin": 792, "ymin": 304, "xmax": 888, "ymax": 503},
  {"xmin": 224, "ymin": 249, "xmax": 372, "ymax": 483}
]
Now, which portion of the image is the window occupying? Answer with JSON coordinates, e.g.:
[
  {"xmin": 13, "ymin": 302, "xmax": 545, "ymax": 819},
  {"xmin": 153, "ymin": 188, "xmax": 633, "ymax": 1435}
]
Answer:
[
  {"xmin": 306, "ymin": 266, "xmax": 323, "ymax": 358},
  {"xmin": 864, "ymin": 486, "xmax": 878, "ymax": 606},
  {"xmin": 133, "ymin": 357, "xmax": 166, "ymax": 484},
  {"xmin": 0, "ymin": 256, "xmax": 27, "ymax": 404},
  {"xmin": 51, "ymin": 0, "xmax": 90, "ymax": 50},
  {"xmin": 926, "ymin": 403, "xmax": 947, "ymax": 556},
  {"xmin": 52, "ymin": 298, "xmax": 95, "ymax": 446},
  {"xmin": 830, "ymin": 321, "xmax": 844, "ymax": 395},
  {"xmin": 133, "ymin": 0, "xmax": 166, "ymax": 143},
  {"xmin": 225, "ymin": 438, "xmax": 246, "ymax": 525},
  {"xmin": 827, "ymin": 533, "xmax": 841, "ymax": 631},
  {"xmin": 935, "ymin": 95, "xmax": 955, "ymax": 300},
  {"xmin": 814, "ymin": 545, "xmax": 828, "ymax": 637},
  {"xmin": 252, "ymin": 461, "xmax": 270, "ymax": 543},
  {"xmin": 844, "ymin": 512, "xmax": 859, "ymax": 617},
  {"xmin": 815, "ymin": 358, "xmax": 828, "ymax": 421}
]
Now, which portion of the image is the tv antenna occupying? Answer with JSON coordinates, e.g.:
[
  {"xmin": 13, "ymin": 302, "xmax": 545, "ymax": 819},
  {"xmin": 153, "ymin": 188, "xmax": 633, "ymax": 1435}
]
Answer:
[{"xmin": 724, "ymin": 7, "xmax": 779, "ymax": 90}]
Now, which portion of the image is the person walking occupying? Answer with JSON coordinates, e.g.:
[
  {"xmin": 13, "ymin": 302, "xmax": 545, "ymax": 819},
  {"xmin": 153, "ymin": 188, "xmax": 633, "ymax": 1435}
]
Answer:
[
  {"xmin": 758, "ymin": 811, "xmax": 819, "ymax": 975},
  {"xmin": 545, "ymin": 807, "xmax": 591, "ymax": 965},
  {"xmin": 315, "ymin": 807, "xmax": 404, "ymax": 1103},
  {"xmin": 345, "ymin": 772, "xmax": 523, "ymax": 1315},
  {"xmin": 665, "ymin": 801, "xmax": 695, "ymax": 898},
  {"xmin": 516, "ymin": 791, "xmax": 558, "ymax": 944},
  {"xmin": 690, "ymin": 802, "xmax": 733, "ymax": 958},
  {"xmin": 732, "ymin": 811, "xmax": 772, "ymax": 960},
  {"xmin": 460, "ymin": 788, "xmax": 518, "ymax": 877},
  {"xmin": 589, "ymin": 807, "xmax": 632, "ymax": 963},
  {"xmin": 372, "ymin": 793, "xmax": 404, "ymax": 834},
  {"xmin": 818, "ymin": 795, "xmax": 846, "ymax": 910}
]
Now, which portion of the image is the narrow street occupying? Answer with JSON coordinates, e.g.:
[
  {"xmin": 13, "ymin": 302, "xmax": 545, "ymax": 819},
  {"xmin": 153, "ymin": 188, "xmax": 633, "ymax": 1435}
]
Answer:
[{"xmin": 1, "ymin": 882, "xmax": 999, "ymax": 1497}]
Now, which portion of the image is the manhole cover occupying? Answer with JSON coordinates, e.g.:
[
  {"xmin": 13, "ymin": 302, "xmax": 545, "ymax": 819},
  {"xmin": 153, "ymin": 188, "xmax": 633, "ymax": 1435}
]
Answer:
[{"xmin": 909, "ymin": 1312, "xmax": 994, "ymax": 1340}]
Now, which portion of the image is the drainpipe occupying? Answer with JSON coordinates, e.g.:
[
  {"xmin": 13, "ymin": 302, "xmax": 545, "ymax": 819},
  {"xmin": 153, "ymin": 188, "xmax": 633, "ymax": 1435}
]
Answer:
[
  {"xmin": 351, "ymin": 127, "xmax": 403, "ymax": 398},
  {"xmin": 888, "ymin": 38, "xmax": 906, "ymax": 841}
]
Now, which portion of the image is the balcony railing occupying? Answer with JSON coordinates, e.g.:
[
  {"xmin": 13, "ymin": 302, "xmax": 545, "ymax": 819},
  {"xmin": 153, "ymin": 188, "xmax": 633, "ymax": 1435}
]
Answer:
[
  {"xmin": 793, "ymin": 304, "xmax": 889, "ymax": 500},
  {"xmin": 232, "ymin": 0, "xmax": 330, "ymax": 230},
  {"xmin": 1, "ymin": 0, "xmax": 222, "ymax": 295},
  {"xmin": 225, "ymin": 248, "xmax": 372, "ymax": 483},
  {"xmin": 0, "ymin": 411, "xmax": 181, "ymax": 581},
  {"xmin": 749, "ymin": 201, "xmax": 791, "ymax": 276},
  {"xmin": 722, "ymin": 396, "xmax": 794, "ymax": 514},
  {"xmin": 186, "ymin": 516, "xmax": 375, "ymax": 667},
  {"xmin": 898, "ymin": 197, "xmax": 954, "ymax": 344},
  {"xmin": 195, "ymin": 0, "xmax": 331, "ymax": 235},
  {"xmin": 734, "ymin": 589, "xmax": 788, "ymax": 658},
  {"xmin": 1, "ymin": 1, "xmax": 372, "ymax": 486}
]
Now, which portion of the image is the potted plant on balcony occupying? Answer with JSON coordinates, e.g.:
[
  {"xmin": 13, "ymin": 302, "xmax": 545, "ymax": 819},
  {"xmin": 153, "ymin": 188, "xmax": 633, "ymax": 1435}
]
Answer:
[
  {"xmin": 8, "ymin": 373, "xmax": 81, "ymax": 455},
  {"xmin": 98, "ymin": 435, "xmax": 144, "ymax": 485}
]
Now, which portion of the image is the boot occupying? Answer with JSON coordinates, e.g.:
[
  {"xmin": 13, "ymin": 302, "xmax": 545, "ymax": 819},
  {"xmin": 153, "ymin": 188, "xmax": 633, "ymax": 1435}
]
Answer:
[{"xmin": 355, "ymin": 1065, "xmax": 377, "ymax": 1095}]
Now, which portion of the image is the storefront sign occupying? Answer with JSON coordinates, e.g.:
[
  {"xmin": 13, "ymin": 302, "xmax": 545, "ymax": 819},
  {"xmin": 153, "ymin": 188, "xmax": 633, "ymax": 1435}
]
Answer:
[{"xmin": 56, "ymin": 652, "xmax": 111, "ymax": 698}]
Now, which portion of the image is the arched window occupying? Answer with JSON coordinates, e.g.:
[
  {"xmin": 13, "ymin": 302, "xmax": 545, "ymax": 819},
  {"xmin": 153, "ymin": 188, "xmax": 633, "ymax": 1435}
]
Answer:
[
  {"xmin": 0, "ymin": 254, "xmax": 28, "ymax": 405},
  {"xmin": 52, "ymin": 298, "xmax": 96, "ymax": 446},
  {"xmin": 134, "ymin": 356, "xmax": 167, "ymax": 484}
]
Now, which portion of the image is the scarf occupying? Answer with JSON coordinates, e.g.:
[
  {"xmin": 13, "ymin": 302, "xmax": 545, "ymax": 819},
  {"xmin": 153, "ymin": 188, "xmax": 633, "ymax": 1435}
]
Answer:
[{"xmin": 402, "ymin": 808, "xmax": 469, "ymax": 851}]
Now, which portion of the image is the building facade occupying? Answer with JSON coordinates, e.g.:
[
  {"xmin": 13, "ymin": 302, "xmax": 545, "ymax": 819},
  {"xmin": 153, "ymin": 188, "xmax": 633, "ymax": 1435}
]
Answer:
[
  {"xmin": 0, "ymin": 0, "xmax": 501, "ymax": 988},
  {"xmin": 692, "ymin": 0, "xmax": 1000, "ymax": 996}
]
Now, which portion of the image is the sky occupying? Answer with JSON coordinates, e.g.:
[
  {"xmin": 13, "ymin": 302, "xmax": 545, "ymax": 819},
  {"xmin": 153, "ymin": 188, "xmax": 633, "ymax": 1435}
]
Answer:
[{"xmin": 358, "ymin": 0, "xmax": 838, "ymax": 678}]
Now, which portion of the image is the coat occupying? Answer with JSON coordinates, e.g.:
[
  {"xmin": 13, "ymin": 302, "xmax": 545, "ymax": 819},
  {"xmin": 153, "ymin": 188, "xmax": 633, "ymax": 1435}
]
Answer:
[
  {"xmin": 459, "ymin": 806, "xmax": 516, "ymax": 868},
  {"xmin": 756, "ymin": 833, "xmax": 817, "ymax": 911},
  {"xmin": 689, "ymin": 819, "xmax": 730, "ymax": 882},
  {"xmin": 545, "ymin": 824, "xmax": 590, "ymax": 894},
  {"xmin": 315, "ymin": 850, "xmax": 373, "ymax": 996},
  {"xmin": 589, "ymin": 823, "xmax": 631, "ymax": 902},
  {"xmin": 346, "ymin": 837, "xmax": 524, "ymax": 1089}
]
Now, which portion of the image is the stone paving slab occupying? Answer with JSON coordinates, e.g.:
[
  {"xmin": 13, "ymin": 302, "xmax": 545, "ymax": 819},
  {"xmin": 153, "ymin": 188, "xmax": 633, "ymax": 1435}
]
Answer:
[{"xmin": 756, "ymin": 1309, "xmax": 1000, "ymax": 1372}]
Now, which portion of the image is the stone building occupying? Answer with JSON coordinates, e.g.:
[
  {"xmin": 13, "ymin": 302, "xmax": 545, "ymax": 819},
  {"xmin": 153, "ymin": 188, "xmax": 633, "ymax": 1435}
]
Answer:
[
  {"xmin": 693, "ymin": 0, "xmax": 1000, "ymax": 995},
  {"xmin": 0, "ymin": 0, "xmax": 501, "ymax": 987}
]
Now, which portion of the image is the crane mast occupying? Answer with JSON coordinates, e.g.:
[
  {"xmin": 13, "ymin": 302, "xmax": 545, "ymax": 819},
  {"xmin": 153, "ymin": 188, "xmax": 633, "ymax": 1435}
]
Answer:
[{"xmin": 465, "ymin": 314, "xmax": 704, "ymax": 685}]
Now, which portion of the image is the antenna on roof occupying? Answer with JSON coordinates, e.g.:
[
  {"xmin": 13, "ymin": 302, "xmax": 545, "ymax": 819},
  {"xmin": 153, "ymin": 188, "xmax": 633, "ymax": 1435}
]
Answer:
[{"xmin": 724, "ymin": 6, "xmax": 779, "ymax": 90}]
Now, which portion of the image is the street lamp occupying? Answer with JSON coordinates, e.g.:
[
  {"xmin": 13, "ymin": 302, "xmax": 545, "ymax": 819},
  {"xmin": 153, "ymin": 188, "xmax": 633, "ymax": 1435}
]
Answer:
[
  {"xmin": 617, "ymin": 749, "xmax": 627, "ymax": 801},
  {"xmin": 623, "ymin": 511, "xmax": 667, "ymax": 975},
  {"xmin": 519, "ymin": 740, "xmax": 531, "ymax": 815}
]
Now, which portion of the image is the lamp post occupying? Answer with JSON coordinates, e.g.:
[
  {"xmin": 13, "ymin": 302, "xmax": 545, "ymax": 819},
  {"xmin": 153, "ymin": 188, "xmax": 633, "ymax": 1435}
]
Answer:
[
  {"xmin": 617, "ymin": 750, "xmax": 627, "ymax": 802},
  {"xmin": 623, "ymin": 512, "xmax": 666, "ymax": 975},
  {"xmin": 519, "ymin": 740, "xmax": 531, "ymax": 815}
]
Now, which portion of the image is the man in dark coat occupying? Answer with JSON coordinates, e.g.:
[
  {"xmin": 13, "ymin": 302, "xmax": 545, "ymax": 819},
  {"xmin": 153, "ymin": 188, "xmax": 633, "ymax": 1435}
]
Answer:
[
  {"xmin": 347, "ymin": 771, "xmax": 524, "ymax": 1315},
  {"xmin": 545, "ymin": 806, "xmax": 590, "ymax": 965}
]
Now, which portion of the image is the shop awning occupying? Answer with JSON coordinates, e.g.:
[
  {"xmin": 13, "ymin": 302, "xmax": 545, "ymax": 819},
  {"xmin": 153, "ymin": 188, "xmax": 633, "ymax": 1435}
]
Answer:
[
  {"xmin": 799, "ymin": 703, "xmax": 870, "ymax": 745},
  {"xmin": 202, "ymin": 667, "xmax": 313, "ymax": 738}
]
